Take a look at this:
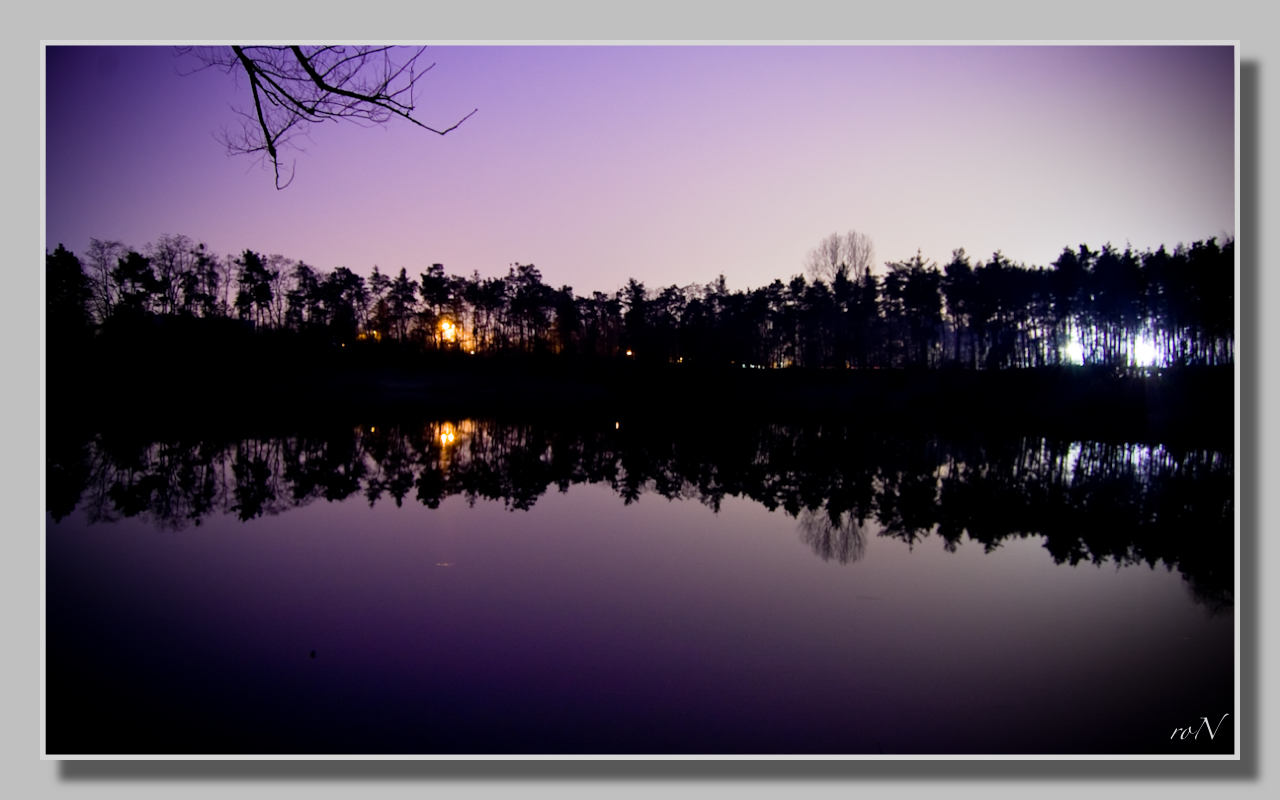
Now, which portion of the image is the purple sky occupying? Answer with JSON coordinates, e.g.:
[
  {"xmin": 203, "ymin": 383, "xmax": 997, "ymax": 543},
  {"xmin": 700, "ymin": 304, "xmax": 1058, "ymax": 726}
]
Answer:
[{"xmin": 44, "ymin": 45, "xmax": 1234, "ymax": 294}]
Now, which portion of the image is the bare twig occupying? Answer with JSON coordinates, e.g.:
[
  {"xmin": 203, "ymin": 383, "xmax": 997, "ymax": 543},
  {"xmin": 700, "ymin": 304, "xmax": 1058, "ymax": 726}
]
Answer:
[{"xmin": 179, "ymin": 45, "xmax": 477, "ymax": 189}]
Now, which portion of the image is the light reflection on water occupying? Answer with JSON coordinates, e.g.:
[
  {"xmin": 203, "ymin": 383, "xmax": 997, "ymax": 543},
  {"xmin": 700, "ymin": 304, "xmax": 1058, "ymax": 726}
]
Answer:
[{"xmin": 45, "ymin": 418, "xmax": 1234, "ymax": 755}]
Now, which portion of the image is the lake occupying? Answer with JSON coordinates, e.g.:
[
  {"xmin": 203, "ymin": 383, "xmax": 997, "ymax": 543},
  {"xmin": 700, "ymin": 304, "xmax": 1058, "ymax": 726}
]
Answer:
[{"xmin": 44, "ymin": 414, "xmax": 1235, "ymax": 755}]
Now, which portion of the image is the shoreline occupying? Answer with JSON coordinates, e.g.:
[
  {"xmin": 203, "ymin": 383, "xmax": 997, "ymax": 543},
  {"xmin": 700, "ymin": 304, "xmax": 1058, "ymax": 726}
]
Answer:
[{"xmin": 49, "ymin": 353, "xmax": 1235, "ymax": 448}]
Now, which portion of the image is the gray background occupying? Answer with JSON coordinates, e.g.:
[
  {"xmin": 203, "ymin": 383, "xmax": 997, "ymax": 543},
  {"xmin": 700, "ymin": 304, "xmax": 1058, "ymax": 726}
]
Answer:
[{"xmin": 7, "ymin": 1, "xmax": 1273, "ymax": 797}]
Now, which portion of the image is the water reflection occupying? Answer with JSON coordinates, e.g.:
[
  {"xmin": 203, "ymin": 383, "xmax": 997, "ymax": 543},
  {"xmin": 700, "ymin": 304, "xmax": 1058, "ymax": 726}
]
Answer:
[
  {"xmin": 797, "ymin": 507, "xmax": 868, "ymax": 565},
  {"xmin": 47, "ymin": 417, "xmax": 1233, "ymax": 609}
]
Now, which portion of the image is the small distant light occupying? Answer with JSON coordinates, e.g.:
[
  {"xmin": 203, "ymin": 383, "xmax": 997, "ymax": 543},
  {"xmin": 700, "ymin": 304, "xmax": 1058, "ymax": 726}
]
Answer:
[
  {"xmin": 615, "ymin": 422, "xmax": 620, "ymax": 429},
  {"xmin": 447, "ymin": 432, "xmax": 455, "ymax": 443},
  {"xmin": 371, "ymin": 427, "xmax": 375, "ymax": 433},
  {"xmin": 626, "ymin": 349, "xmax": 633, "ymax": 356}
]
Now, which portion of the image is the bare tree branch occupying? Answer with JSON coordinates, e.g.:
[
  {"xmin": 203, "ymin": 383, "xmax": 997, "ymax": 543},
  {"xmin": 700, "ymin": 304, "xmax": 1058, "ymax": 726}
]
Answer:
[
  {"xmin": 178, "ymin": 45, "xmax": 477, "ymax": 189},
  {"xmin": 805, "ymin": 230, "xmax": 876, "ymax": 284}
]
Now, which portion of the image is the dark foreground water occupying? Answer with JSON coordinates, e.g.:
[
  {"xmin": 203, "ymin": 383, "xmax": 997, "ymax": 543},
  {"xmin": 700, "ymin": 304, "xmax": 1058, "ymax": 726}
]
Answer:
[{"xmin": 45, "ymin": 416, "xmax": 1235, "ymax": 755}]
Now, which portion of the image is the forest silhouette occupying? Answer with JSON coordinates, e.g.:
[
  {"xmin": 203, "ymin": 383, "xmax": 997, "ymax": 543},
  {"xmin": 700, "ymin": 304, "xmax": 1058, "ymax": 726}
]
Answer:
[
  {"xmin": 45, "ymin": 233, "xmax": 1236, "ymax": 449},
  {"xmin": 47, "ymin": 233, "xmax": 1234, "ymax": 373}
]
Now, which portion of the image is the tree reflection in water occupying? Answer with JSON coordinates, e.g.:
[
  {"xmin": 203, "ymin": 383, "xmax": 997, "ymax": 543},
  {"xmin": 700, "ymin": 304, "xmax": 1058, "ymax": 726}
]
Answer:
[
  {"xmin": 47, "ymin": 417, "xmax": 1233, "ymax": 610},
  {"xmin": 797, "ymin": 507, "xmax": 867, "ymax": 565}
]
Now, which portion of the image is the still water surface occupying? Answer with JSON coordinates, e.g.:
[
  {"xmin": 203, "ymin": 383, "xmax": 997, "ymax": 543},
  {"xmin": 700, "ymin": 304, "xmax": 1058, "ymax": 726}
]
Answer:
[{"xmin": 45, "ymin": 417, "xmax": 1234, "ymax": 755}]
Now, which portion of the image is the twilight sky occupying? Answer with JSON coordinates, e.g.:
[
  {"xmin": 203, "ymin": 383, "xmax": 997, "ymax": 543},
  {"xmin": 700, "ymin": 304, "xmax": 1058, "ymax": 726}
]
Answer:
[{"xmin": 44, "ymin": 44, "xmax": 1234, "ymax": 294}]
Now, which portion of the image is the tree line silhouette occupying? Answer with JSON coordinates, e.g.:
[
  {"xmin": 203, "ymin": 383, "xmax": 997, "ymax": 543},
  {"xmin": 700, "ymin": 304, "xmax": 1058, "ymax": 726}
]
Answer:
[
  {"xmin": 47, "ymin": 416, "xmax": 1233, "ymax": 610},
  {"xmin": 46, "ymin": 232, "xmax": 1234, "ymax": 372}
]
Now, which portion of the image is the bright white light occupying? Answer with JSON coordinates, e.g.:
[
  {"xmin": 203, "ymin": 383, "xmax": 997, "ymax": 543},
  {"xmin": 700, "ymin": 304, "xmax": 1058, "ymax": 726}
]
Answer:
[
  {"xmin": 1064, "ymin": 340, "xmax": 1084, "ymax": 365},
  {"xmin": 1133, "ymin": 336, "xmax": 1158, "ymax": 367}
]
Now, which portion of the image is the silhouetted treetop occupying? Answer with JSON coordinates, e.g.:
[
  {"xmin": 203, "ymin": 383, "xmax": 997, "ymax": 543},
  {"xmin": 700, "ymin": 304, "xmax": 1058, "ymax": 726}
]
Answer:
[
  {"xmin": 46, "ymin": 245, "xmax": 94, "ymax": 360},
  {"xmin": 805, "ymin": 230, "xmax": 875, "ymax": 284}
]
